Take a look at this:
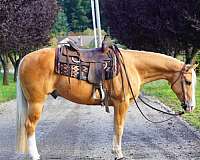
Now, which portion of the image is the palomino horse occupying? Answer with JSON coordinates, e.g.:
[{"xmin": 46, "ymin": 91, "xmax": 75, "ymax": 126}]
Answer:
[{"xmin": 16, "ymin": 48, "xmax": 197, "ymax": 160}]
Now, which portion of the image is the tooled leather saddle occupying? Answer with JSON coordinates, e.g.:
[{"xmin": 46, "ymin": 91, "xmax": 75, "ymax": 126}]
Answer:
[{"xmin": 54, "ymin": 38, "xmax": 120, "ymax": 109}]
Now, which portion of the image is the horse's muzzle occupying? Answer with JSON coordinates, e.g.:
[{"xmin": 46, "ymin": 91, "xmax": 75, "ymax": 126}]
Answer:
[{"xmin": 181, "ymin": 101, "xmax": 194, "ymax": 112}]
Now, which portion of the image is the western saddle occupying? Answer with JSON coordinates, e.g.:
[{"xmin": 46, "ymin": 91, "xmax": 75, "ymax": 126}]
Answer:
[{"xmin": 54, "ymin": 37, "xmax": 120, "ymax": 111}]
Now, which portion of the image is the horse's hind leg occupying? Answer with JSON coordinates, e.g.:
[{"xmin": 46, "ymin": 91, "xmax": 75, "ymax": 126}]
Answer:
[
  {"xmin": 112, "ymin": 99, "xmax": 129, "ymax": 160},
  {"xmin": 25, "ymin": 101, "xmax": 44, "ymax": 160}
]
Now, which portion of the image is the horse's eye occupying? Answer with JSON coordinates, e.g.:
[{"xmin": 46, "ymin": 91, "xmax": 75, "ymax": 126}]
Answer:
[{"xmin": 185, "ymin": 80, "xmax": 192, "ymax": 85}]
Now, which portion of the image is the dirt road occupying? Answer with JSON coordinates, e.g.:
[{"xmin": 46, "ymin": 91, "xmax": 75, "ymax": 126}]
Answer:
[{"xmin": 1, "ymin": 96, "xmax": 200, "ymax": 160}]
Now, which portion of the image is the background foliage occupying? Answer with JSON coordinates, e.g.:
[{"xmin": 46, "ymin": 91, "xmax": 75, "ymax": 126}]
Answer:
[
  {"xmin": 101, "ymin": 0, "xmax": 200, "ymax": 64},
  {"xmin": 58, "ymin": 0, "xmax": 92, "ymax": 32},
  {"xmin": 51, "ymin": 9, "xmax": 68, "ymax": 37},
  {"xmin": 0, "ymin": 0, "xmax": 58, "ymax": 84}
]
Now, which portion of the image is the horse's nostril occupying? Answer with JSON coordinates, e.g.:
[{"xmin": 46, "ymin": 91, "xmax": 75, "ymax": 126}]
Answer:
[{"xmin": 181, "ymin": 103, "xmax": 187, "ymax": 110}]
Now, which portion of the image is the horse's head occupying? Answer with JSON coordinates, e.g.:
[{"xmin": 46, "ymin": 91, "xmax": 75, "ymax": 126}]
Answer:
[{"xmin": 170, "ymin": 64, "xmax": 198, "ymax": 112}]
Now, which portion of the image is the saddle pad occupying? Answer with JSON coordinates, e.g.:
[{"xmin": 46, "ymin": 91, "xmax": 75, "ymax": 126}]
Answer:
[{"xmin": 54, "ymin": 45, "xmax": 120, "ymax": 83}]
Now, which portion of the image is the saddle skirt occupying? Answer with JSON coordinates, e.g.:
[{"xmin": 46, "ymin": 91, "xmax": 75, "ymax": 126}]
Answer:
[{"xmin": 54, "ymin": 42, "xmax": 120, "ymax": 85}]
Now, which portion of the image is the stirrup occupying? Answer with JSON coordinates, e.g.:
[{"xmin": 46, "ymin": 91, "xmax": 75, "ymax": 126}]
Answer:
[
  {"xmin": 92, "ymin": 88, "xmax": 98, "ymax": 99},
  {"xmin": 92, "ymin": 84, "xmax": 105, "ymax": 101}
]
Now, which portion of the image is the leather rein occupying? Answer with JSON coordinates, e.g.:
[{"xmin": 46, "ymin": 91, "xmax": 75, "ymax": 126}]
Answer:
[{"xmin": 117, "ymin": 48, "xmax": 185, "ymax": 123}]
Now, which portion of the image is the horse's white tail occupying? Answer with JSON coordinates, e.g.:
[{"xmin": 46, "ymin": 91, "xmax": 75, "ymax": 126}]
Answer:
[{"xmin": 16, "ymin": 61, "xmax": 28, "ymax": 153}]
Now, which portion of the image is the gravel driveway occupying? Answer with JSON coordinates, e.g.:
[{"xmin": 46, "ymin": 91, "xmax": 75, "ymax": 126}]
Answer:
[{"xmin": 0, "ymin": 96, "xmax": 200, "ymax": 160}]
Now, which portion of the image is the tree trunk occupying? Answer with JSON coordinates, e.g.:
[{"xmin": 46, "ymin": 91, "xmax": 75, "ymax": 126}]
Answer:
[
  {"xmin": 13, "ymin": 59, "xmax": 20, "ymax": 81},
  {"xmin": 173, "ymin": 48, "xmax": 179, "ymax": 58},
  {"xmin": 185, "ymin": 54, "xmax": 193, "ymax": 64},
  {"xmin": 174, "ymin": 52, "xmax": 178, "ymax": 58},
  {"xmin": 0, "ymin": 55, "xmax": 9, "ymax": 85},
  {"xmin": 8, "ymin": 53, "xmax": 20, "ymax": 82},
  {"xmin": 3, "ymin": 63, "xmax": 9, "ymax": 85},
  {"xmin": 185, "ymin": 47, "xmax": 197, "ymax": 64}
]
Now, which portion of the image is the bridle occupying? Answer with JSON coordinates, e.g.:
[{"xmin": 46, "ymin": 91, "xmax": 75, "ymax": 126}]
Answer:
[{"xmin": 170, "ymin": 64, "xmax": 190, "ymax": 110}]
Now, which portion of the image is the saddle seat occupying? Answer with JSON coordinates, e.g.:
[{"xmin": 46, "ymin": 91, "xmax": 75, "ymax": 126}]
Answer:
[
  {"xmin": 66, "ymin": 40, "xmax": 112, "ymax": 63},
  {"xmin": 79, "ymin": 48, "xmax": 111, "ymax": 63}
]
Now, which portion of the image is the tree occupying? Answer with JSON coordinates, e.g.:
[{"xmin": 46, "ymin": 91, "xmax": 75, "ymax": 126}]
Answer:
[
  {"xmin": 0, "ymin": 0, "xmax": 58, "ymax": 84},
  {"xmin": 59, "ymin": 0, "xmax": 92, "ymax": 32},
  {"xmin": 101, "ymin": 0, "xmax": 200, "ymax": 63},
  {"xmin": 51, "ymin": 9, "xmax": 68, "ymax": 37}
]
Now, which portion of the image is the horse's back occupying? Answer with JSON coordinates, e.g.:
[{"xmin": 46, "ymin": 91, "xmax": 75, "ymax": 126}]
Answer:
[{"xmin": 22, "ymin": 48, "xmax": 55, "ymax": 69}]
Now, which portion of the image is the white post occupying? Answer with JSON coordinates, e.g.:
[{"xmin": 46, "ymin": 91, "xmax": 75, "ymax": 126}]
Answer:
[
  {"xmin": 91, "ymin": 0, "xmax": 97, "ymax": 48},
  {"xmin": 95, "ymin": 0, "xmax": 102, "ymax": 47}
]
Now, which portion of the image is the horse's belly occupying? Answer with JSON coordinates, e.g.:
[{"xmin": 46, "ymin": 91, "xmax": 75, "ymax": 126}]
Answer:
[{"xmin": 55, "ymin": 77, "xmax": 101, "ymax": 105}]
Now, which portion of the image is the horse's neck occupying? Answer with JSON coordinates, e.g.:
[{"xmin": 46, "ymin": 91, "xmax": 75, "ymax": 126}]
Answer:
[{"xmin": 123, "ymin": 50, "xmax": 184, "ymax": 84}]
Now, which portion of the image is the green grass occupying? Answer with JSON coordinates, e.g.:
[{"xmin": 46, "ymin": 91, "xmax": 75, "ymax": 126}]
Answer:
[
  {"xmin": 0, "ymin": 73, "xmax": 16, "ymax": 103},
  {"xmin": 142, "ymin": 76, "xmax": 200, "ymax": 129}
]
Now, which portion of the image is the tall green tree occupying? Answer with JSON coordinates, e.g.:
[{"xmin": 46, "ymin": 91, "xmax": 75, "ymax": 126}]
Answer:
[
  {"xmin": 59, "ymin": 0, "xmax": 92, "ymax": 32},
  {"xmin": 51, "ymin": 9, "xmax": 68, "ymax": 36}
]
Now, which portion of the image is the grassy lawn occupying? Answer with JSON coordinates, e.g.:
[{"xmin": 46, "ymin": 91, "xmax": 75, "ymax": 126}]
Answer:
[
  {"xmin": 0, "ymin": 73, "xmax": 16, "ymax": 103},
  {"xmin": 142, "ymin": 76, "xmax": 200, "ymax": 129}
]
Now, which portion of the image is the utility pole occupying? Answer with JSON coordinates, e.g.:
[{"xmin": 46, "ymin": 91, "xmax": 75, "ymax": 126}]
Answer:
[
  {"xmin": 91, "ymin": 0, "xmax": 97, "ymax": 48},
  {"xmin": 95, "ymin": 0, "xmax": 102, "ymax": 47}
]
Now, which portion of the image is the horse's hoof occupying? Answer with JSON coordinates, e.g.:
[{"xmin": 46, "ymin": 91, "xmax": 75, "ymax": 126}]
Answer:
[{"xmin": 115, "ymin": 157, "xmax": 124, "ymax": 160}]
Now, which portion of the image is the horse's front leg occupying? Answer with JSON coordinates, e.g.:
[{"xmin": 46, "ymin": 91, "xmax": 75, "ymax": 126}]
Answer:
[{"xmin": 112, "ymin": 100, "xmax": 129, "ymax": 160}]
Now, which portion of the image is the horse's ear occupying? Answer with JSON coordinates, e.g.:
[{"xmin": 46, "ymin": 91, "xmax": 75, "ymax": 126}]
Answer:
[
  {"xmin": 192, "ymin": 63, "xmax": 199, "ymax": 70},
  {"xmin": 185, "ymin": 64, "xmax": 192, "ymax": 71}
]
